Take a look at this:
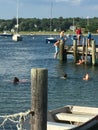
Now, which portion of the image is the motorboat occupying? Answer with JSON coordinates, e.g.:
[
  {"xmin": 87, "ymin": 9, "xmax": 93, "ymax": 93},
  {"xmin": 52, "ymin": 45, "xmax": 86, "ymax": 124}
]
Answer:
[{"xmin": 46, "ymin": 37, "xmax": 57, "ymax": 44}]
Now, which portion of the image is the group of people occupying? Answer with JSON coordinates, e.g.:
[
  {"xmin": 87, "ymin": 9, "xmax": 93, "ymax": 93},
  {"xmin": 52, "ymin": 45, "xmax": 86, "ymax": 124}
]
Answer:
[
  {"xmin": 54, "ymin": 28, "xmax": 92, "ymax": 59},
  {"xmin": 75, "ymin": 27, "xmax": 92, "ymax": 46},
  {"xmin": 53, "ymin": 29, "xmax": 91, "ymax": 81},
  {"xmin": 61, "ymin": 73, "xmax": 90, "ymax": 81}
]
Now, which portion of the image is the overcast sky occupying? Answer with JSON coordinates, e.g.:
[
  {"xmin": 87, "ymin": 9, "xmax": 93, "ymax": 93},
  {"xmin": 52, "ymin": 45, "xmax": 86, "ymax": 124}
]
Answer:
[{"xmin": 0, "ymin": 0, "xmax": 98, "ymax": 19}]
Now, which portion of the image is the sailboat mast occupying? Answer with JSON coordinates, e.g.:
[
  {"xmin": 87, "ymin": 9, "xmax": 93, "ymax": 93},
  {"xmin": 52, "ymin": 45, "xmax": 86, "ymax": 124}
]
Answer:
[
  {"xmin": 73, "ymin": 17, "xmax": 75, "ymax": 33},
  {"xmin": 50, "ymin": 2, "xmax": 53, "ymax": 33},
  {"xmin": 16, "ymin": 0, "xmax": 19, "ymax": 33}
]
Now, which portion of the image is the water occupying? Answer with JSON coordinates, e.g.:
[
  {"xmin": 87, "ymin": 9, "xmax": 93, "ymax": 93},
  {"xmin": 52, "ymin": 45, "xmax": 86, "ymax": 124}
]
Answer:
[{"xmin": 0, "ymin": 34, "xmax": 98, "ymax": 118}]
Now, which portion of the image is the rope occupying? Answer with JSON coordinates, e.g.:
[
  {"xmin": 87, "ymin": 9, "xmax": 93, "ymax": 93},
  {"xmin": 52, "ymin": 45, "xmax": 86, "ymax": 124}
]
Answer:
[{"xmin": 0, "ymin": 110, "xmax": 31, "ymax": 130}]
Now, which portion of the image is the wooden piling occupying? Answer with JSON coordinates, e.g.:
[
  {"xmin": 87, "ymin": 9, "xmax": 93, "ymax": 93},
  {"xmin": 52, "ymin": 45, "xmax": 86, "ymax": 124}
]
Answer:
[
  {"xmin": 82, "ymin": 37, "xmax": 85, "ymax": 60},
  {"xmin": 31, "ymin": 68, "xmax": 48, "ymax": 130},
  {"xmin": 85, "ymin": 38, "xmax": 88, "ymax": 64},
  {"xmin": 92, "ymin": 40, "xmax": 96, "ymax": 65},
  {"xmin": 59, "ymin": 40, "xmax": 67, "ymax": 61},
  {"xmin": 73, "ymin": 39, "xmax": 77, "ymax": 63}
]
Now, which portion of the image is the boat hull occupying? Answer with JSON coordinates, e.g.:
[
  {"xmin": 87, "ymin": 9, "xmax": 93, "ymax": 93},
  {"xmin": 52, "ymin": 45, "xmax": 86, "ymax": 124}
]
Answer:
[
  {"xmin": 0, "ymin": 34, "xmax": 13, "ymax": 37},
  {"xmin": 46, "ymin": 37, "xmax": 57, "ymax": 44},
  {"xmin": 23, "ymin": 105, "xmax": 98, "ymax": 130},
  {"xmin": 48, "ymin": 105, "xmax": 98, "ymax": 130},
  {"xmin": 12, "ymin": 34, "xmax": 22, "ymax": 41}
]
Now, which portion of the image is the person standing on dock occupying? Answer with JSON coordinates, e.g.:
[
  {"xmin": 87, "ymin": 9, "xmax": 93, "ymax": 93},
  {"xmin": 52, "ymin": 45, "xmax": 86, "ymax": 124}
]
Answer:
[
  {"xmin": 54, "ymin": 31, "xmax": 67, "ymax": 59},
  {"xmin": 87, "ymin": 31, "xmax": 92, "ymax": 47},
  {"xmin": 76, "ymin": 27, "xmax": 82, "ymax": 45},
  {"xmin": 60, "ymin": 31, "xmax": 67, "ymax": 42}
]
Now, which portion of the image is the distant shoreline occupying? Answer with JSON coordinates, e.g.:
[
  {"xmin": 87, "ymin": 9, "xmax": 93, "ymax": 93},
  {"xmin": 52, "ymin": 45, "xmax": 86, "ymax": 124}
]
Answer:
[
  {"xmin": 19, "ymin": 31, "xmax": 98, "ymax": 36},
  {"xmin": 0, "ymin": 31, "xmax": 98, "ymax": 36}
]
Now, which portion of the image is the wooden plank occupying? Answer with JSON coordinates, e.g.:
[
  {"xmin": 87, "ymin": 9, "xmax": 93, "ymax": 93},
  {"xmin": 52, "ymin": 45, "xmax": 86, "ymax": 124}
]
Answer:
[
  {"xmin": 55, "ymin": 113, "xmax": 94, "ymax": 123},
  {"xmin": 72, "ymin": 106, "xmax": 98, "ymax": 115}
]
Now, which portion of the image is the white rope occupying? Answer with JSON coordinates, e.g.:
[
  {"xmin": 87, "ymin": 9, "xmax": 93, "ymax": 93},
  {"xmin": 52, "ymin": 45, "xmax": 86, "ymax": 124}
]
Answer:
[
  {"xmin": 0, "ymin": 110, "xmax": 31, "ymax": 130},
  {"xmin": 0, "ymin": 118, "xmax": 8, "ymax": 127},
  {"xmin": 0, "ymin": 110, "xmax": 30, "ymax": 118}
]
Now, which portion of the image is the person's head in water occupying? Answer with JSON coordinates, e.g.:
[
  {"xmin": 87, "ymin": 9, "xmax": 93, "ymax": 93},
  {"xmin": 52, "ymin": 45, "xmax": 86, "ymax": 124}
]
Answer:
[
  {"xmin": 13, "ymin": 77, "xmax": 19, "ymax": 83},
  {"xmin": 63, "ymin": 73, "xmax": 67, "ymax": 78}
]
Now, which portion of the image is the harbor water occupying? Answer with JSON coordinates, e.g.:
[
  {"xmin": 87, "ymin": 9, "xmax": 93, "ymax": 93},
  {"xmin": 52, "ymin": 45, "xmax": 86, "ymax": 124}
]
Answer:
[{"xmin": 0, "ymin": 34, "xmax": 98, "ymax": 118}]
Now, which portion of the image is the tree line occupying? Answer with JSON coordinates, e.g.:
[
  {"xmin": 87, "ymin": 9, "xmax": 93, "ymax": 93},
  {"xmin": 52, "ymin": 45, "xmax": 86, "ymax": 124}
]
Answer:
[{"xmin": 0, "ymin": 17, "xmax": 98, "ymax": 33}]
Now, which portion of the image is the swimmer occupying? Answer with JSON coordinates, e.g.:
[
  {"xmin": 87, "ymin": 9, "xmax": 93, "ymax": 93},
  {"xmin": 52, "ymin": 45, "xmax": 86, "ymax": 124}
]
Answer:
[
  {"xmin": 61, "ymin": 73, "xmax": 67, "ymax": 79},
  {"xmin": 83, "ymin": 73, "xmax": 90, "ymax": 80},
  {"xmin": 13, "ymin": 77, "xmax": 29, "ymax": 84},
  {"xmin": 76, "ymin": 59, "xmax": 85, "ymax": 65},
  {"xmin": 13, "ymin": 77, "xmax": 19, "ymax": 84}
]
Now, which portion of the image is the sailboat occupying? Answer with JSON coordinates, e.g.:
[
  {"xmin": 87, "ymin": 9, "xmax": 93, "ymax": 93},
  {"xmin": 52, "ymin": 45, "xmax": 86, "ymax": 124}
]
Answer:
[
  {"xmin": 12, "ymin": 0, "xmax": 22, "ymax": 41},
  {"xmin": 70, "ymin": 18, "xmax": 77, "ymax": 40},
  {"xmin": 46, "ymin": 2, "xmax": 57, "ymax": 44}
]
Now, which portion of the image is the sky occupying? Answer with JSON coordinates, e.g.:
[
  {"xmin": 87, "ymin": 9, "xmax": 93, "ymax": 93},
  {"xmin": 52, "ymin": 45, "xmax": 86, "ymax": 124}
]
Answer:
[{"xmin": 0, "ymin": 0, "xmax": 98, "ymax": 19}]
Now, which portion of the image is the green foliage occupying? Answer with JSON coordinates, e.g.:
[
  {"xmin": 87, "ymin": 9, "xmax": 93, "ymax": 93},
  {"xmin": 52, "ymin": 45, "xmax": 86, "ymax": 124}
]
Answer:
[{"xmin": 0, "ymin": 17, "xmax": 98, "ymax": 33}]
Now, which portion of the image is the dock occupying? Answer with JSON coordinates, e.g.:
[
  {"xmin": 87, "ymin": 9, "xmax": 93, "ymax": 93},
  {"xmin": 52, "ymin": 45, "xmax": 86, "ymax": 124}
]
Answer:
[{"xmin": 59, "ymin": 39, "xmax": 98, "ymax": 65}]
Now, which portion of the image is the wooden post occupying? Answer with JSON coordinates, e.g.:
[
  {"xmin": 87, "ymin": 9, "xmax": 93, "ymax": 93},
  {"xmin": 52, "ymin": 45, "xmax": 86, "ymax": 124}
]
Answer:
[
  {"xmin": 82, "ymin": 37, "xmax": 85, "ymax": 60},
  {"xmin": 31, "ymin": 68, "xmax": 48, "ymax": 130},
  {"xmin": 92, "ymin": 40, "xmax": 96, "ymax": 65},
  {"xmin": 85, "ymin": 38, "xmax": 88, "ymax": 64},
  {"xmin": 73, "ymin": 39, "xmax": 77, "ymax": 63},
  {"xmin": 59, "ymin": 40, "xmax": 66, "ymax": 61}
]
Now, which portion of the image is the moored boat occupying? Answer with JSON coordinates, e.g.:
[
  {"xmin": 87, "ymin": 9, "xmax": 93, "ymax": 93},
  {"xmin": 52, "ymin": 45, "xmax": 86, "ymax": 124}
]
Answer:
[
  {"xmin": 47, "ymin": 105, "xmax": 98, "ymax": 130},
  {"xmin": 12, "ymin": 33, "xmax": 22, "ymax": 41},
  {"xmin": 0, "ymin": 31, "xmax": 13, "ymax": 37},
  {"xmin": 46, "ymin": 37, "xmax": 57, "ymax": 44},
  {"xmin": 23, "ymin": 105, "xmax": 98, "ymax": 130},
  {"xmin": 12, "ymin": 0, "xmax": 22, "ymax": 42}
]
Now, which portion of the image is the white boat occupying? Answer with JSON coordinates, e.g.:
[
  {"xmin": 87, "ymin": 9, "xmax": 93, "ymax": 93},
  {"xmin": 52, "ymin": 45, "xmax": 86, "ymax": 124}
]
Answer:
[
  {"xmin": 47, "ymin": 105, "xmax": 98, "ymax": 130},
  {"xmin": 46, "ymin": 37, "xmax": 57, "ymax": 44},
  {"xmin": 23, "ymin": 105, "xmax": 98, "ymax": 130},
  {"xmin": 12, "ymin": 33, "xmax": 22, "ymax": 41},
  {"xmin": 0, "ymin": 31, "xmax": 13, "ymax": 37},
  {"xmin": 12, "ymin": 0, "xmax": 22, "ymax": 41}
]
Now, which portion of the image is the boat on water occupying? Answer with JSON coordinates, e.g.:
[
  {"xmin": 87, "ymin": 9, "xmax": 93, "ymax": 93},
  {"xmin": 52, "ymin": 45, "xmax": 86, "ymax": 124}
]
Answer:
[
  {"xmin": 46, "ymin": 37, "xmax": 57, "ymax": 44},
  {"xmin": 23, "ymin": 105, "xmax": 98, "ymax": 130},
  {"xmin": 47, "ymin": 105, "xmax": 98, "ymax": 130},
  {"xmin": 12, "ymin": 33, "xmax": 22, "ymax": 41},
  {"xmin": 0, "ymin": 31, "xmax": 13, "ymax": 37},
  {"xmin": 12, "ymin": 0, "xmax": 22, "ymax": 42}
]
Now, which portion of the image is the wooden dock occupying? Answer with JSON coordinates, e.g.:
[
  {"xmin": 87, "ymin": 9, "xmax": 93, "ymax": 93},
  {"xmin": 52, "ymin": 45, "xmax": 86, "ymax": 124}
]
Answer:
[
  {"xmin": 65, "ymin": 45, "xmax": 98, "ymax": 56},
  {"xmin": 59, "ymin": 39, "xmax": 98, "ymax": 65}
]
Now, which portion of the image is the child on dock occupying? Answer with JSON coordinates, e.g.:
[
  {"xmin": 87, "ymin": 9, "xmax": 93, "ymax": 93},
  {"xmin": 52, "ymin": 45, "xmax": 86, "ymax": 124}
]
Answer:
[
  {"xmin": 54, "ymin": 31, "xmax": 67, "ymax": 59},
  {"xmin": 87, "ymin": 31, "xmax": 92, "ymax": 47},
  {"xmin": 60, "ymin": 31, "xmax": 67, "ymax": 42},
  {"xmin": 75, "ymin": 27, "xmax": 82, "ymax": 45}
]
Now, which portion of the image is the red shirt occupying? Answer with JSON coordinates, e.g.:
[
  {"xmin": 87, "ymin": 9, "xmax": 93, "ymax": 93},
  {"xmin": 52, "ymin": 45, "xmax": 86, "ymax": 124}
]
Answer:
[{"xmin": 76, "ymin": 29, "xmax": 82, "ymax": 35}]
